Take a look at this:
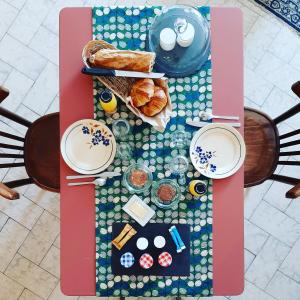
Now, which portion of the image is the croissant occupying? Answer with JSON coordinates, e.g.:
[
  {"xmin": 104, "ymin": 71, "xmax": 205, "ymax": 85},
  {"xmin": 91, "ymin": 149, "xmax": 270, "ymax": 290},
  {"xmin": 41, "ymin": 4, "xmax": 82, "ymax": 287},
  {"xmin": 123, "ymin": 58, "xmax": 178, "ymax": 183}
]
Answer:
[
  {"xmin": 130, "ymin": 79, "xmax": 155, "ymax": 107},
  {"xmin": 140, "ymin": 86, "xmax": 167, "ymax": 117},
  {"xmin": 89, "ymin": 49, "xmax": 155, "ymax": 72}
]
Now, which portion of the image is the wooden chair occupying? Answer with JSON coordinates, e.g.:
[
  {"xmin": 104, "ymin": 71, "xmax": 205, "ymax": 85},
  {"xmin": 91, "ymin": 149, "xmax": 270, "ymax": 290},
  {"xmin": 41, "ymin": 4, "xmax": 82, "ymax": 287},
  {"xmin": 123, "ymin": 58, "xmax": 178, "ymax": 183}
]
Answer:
[
  {"xmin": 244, "ymin": 81, "xmax": 300, "ymax": 199},
  {"xmin": 0, "ymin": 86, "xmax": 60, "ymax": 200}
]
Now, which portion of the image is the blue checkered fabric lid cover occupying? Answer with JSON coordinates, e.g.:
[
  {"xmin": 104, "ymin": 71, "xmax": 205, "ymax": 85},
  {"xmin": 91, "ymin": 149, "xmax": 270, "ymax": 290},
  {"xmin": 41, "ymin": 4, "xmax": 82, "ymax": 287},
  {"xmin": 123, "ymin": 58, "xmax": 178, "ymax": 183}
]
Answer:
[{"xmin": 120, "ymin": 252, "xmax": 135, "ymax": 268}]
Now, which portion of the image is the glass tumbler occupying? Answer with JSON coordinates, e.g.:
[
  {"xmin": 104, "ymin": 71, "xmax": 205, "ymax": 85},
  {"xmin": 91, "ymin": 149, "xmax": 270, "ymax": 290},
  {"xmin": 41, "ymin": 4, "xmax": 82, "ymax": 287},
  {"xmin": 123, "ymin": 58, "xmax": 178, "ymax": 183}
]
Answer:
[
  {"xmin": 171, "ymin": 129, "xmax": 190, "ymax": 149},
  {"xmin": 112, "ymin": 119, "xmax": 131, "ymax": 141},
  {"xmin": 168, "ymin": 155, "xmax": 189, "ymax": 184},
  {"xmin": 116, "ymin": 142, "xmax": 133, "ymax": 161}
]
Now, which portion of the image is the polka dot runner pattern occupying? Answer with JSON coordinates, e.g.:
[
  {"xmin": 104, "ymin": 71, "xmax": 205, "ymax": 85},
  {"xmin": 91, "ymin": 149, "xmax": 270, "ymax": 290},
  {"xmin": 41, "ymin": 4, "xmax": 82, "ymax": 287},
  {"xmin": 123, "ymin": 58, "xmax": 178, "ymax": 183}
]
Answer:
[{"xmin": 93, "ymin": 6, "xmax": 213, "ymax": 297}]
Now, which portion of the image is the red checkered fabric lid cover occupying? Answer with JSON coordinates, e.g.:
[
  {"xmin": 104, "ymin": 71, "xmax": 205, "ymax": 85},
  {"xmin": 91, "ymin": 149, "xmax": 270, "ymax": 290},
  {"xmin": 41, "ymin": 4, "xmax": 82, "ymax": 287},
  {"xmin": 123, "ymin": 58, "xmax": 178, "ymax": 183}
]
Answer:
[
  {"xmin": 158, "ymin": 251, "xmax": 172, "ymax": 267},
  {"xmin": 139, "ymin": 253, "xmax": 153, "ymax": 269}
]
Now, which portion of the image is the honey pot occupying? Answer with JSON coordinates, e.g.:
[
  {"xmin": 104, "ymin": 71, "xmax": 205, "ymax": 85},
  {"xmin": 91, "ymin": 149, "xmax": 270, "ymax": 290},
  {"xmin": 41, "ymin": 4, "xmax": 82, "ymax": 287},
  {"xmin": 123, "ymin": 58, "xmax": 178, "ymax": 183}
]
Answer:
[
  {"xmin": 189, "ymin": 180, "xmax": 207, "ymax": 198},
  {"xmin": 99, "ymin": 89, "xmax": 117, "ymax": 114}
]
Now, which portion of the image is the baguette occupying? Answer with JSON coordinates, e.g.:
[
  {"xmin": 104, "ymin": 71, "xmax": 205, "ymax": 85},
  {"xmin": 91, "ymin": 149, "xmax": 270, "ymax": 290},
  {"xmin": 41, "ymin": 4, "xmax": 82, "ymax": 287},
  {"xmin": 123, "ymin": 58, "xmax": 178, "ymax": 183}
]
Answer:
[{"xmin": 89, "ymin": 49, "xmax": 155, "ymax": 72}]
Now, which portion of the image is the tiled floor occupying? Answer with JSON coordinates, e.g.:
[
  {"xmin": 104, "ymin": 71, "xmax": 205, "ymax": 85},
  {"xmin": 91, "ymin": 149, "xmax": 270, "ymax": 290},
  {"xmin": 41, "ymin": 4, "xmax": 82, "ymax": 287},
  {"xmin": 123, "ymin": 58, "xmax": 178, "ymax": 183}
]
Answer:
[{"xmin": 0, "ymin": 0, "xmax": 299, "ymax": 299}]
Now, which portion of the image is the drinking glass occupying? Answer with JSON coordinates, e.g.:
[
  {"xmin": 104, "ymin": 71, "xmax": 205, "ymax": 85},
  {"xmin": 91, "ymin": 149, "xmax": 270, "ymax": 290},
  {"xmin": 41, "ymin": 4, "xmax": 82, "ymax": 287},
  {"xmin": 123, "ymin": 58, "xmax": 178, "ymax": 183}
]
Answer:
[
  {"xmin": 169, "ymin": 155, "xmax": 189, "ymax": 175},
  {"xmin": 116, "ymin": 142, "xmax": 132, "ymax": 161},
  {"xmin": 171, "ymin": 129, "xmax": 190, "ymax": 149},
  {"xmin": 168, "ymin": 155, "xmax": 189, "ymax": 184},
  {"xmin": 112, "ymin": 119, "xmax": 131, "ymax": 141},
  {"xmin": 112, "ymin": 119, "xmax": 133, "ymax": 161}
]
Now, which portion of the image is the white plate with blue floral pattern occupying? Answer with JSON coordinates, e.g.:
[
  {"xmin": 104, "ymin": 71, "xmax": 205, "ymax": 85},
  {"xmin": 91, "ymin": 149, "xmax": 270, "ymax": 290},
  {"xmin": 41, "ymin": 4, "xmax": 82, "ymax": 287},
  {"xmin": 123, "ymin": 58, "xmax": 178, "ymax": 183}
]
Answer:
[
  {"xmin": 190, "ymin": 123, "xmax": 246, "ymax": 179},
  {"xmin": 61, "ymin": 119, "xmax": 116, "ymax": 174}
]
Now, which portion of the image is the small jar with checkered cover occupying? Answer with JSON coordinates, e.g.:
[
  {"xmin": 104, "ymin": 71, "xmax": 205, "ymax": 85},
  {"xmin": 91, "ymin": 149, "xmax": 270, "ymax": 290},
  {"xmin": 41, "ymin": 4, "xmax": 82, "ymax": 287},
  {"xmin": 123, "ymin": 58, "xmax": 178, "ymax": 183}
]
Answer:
[
  {"xmin": 120, "ymin": 252, "xmax": 135, "ymax": 268},
  {"xmin": 139, "ymin": 253, "xmax": 153, "ymax": 269},
  {"xmin": 158, "ymin": 251, "xmax": 172, "ymax": 267}
]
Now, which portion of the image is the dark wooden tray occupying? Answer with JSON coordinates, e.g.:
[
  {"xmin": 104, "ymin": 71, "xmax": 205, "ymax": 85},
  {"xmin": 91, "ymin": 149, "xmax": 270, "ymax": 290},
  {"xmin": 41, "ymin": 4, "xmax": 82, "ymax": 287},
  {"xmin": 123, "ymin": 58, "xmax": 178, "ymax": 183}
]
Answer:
[{"xmin": 111, "ymin": 222, "xmax": 190, "ymax": 276}]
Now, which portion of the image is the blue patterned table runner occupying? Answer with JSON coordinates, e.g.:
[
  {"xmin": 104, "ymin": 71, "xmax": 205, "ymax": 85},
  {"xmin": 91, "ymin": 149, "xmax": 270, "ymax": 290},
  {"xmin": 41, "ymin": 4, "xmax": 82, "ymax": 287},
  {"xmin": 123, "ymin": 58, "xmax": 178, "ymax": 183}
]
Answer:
[{"xmin": 93, "ymin": 6, "xmax": 214, "ymax": 297}]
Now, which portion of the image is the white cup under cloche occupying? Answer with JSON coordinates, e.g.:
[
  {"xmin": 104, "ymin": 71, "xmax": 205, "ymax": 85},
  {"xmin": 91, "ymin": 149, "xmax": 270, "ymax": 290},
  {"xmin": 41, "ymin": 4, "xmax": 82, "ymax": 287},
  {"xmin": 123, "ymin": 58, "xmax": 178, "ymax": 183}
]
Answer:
[
  {"xmin": 159, "ymin": 27, "xmax": 177, "ymax": 51},
  {"xmin": 177, "ymin": 22, "xmax": 195, "ymax": 47}
]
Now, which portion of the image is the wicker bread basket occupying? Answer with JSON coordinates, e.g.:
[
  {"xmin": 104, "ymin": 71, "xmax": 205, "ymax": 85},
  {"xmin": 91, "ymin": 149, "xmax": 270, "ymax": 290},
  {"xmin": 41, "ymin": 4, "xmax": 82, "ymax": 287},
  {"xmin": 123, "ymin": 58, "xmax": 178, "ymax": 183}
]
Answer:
[{"xmin": 82, "ymin": 40, "xmax": 172, "ymax": 132}]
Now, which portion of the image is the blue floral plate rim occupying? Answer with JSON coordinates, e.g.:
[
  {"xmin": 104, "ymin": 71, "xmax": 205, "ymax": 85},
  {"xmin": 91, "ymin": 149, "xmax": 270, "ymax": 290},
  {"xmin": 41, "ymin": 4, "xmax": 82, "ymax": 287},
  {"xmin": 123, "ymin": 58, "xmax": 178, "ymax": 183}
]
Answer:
[
  {"xmin": 189, "ymin": 123, "xmax": 246, "ymax": 179},
  {"xmin": 60, "ymin": 119, "xmax": 117, "ymax": 174}
]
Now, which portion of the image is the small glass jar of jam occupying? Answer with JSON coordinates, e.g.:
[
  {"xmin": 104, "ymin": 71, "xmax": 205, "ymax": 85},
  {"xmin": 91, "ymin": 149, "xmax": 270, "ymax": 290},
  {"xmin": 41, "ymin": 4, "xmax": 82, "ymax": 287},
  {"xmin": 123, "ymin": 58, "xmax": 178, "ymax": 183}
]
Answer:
[
  {"xmin": 151, "ymin": 179, "xmax": 181, "ymax": 209},
  {"xmin": 122, "ymin": 163, "xmax": 153, "ymax": 194}
]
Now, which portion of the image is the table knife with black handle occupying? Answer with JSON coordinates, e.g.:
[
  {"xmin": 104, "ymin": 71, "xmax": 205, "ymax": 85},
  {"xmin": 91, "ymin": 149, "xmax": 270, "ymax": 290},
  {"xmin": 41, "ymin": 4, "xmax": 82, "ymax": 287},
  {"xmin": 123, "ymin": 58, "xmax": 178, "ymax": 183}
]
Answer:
[{"xmin": 82, "ymin": 66, "xmax": 165, "ymax": 79}]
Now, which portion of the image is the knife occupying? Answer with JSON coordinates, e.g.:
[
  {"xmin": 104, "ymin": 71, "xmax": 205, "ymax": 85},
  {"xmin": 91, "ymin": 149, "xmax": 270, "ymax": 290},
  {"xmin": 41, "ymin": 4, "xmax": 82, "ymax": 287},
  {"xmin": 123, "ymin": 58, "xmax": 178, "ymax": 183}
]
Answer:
[
  {"xmin": 66, "ymin": 171, "xmax": 121, "ymax": 180},
  {"xmin": 186, "ymin": 120, "xmax": 241, "ymax": 128},
  {"xmin": 82, "ymin": 67, "xmax": 165, "ymax": 79}
]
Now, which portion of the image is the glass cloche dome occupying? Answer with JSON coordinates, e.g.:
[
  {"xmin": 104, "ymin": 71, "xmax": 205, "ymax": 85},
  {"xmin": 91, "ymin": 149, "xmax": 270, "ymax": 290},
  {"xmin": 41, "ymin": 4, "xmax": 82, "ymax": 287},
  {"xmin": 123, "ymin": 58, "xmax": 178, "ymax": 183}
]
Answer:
[{"xmin": 146, "ymin": 5, "xmax": 211, "ymax": 78}]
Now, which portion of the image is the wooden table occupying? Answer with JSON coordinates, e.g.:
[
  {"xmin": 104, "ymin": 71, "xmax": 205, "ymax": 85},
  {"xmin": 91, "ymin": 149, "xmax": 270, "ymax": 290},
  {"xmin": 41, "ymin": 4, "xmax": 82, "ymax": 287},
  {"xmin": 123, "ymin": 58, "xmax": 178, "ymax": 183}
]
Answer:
[{"xmin": 59, "ymin": 6, "xmax": 244, "ymax": 296}]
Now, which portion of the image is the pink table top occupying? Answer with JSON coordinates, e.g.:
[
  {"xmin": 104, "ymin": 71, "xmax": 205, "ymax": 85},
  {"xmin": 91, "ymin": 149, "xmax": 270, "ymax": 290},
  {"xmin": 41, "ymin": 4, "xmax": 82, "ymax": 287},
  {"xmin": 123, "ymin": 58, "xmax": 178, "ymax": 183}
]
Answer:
[{"xmin": 59, "ymin": 7, "xmax": 244, "ymax": 296}]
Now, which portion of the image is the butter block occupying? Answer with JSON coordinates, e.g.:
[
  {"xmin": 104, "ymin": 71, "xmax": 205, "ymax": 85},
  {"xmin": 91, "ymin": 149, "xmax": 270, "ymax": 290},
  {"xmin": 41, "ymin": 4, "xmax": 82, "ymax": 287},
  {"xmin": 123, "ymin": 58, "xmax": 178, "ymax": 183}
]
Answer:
[
  {"xmin": 122, "ymin": 195, "xmax": 155, "ymax": 227},
  {"xmin": 129, "ymin": 201, "xmax": 148, "ymax": 219}
]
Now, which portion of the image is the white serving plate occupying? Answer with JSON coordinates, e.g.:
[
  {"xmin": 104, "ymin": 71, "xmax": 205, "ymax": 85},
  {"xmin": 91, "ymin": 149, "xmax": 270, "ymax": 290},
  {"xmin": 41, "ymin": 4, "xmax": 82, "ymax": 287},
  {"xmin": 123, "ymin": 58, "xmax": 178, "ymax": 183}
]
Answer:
[
  {"xmin": 190, "ymin": 123, "xmax": 246, "ymax": 179},
  {"xmin": 61, "ymin": 119, "xmax": 116, "ymax": 174}
]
